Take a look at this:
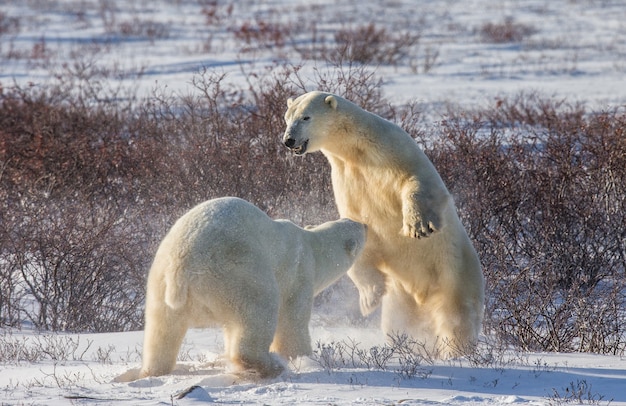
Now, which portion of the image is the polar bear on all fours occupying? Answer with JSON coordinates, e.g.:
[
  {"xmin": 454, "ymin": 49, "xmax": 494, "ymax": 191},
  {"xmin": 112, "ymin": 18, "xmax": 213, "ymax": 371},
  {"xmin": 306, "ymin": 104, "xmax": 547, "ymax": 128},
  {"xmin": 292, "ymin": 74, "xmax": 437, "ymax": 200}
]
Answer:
[
  {"xmin": 283, "ymin": 91, "xmax": 485, "ymax": 358},
  {"xmin": 138, "ymin": 197, "xmax": 366, "ymax": 379}
]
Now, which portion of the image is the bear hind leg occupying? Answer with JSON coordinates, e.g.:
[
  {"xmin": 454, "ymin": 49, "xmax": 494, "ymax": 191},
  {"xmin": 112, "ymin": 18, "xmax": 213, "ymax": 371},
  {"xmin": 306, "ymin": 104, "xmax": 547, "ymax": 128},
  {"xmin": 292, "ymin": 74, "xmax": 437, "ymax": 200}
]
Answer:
[
  {"xmin": 382, "ymin": 285, "xmax": 430, "ymax": 342},
  {"xmin": 227, "ymin": 301, "xmax": 284, "ymax": 378},
  {"xmin": 139, "ymin": 302, "xmax": 189, "ymax": 378},
  {"xmin": 347, "ymin": 256, "xmax": 387, "ymax": 316},
  {"xmin": 270, "ymin": 293, "xmax": 313, "ymax": 359},
  {"xmin": 431, "ymin": 295, "xmax": 482, "ymax": 358},
  {"xmin": 381, "ymin": 285, "xmax": 451, "ymax": 357},
  {"xmin": 229, "ymin": 327, "xmax": 284, "ymax": 378}
]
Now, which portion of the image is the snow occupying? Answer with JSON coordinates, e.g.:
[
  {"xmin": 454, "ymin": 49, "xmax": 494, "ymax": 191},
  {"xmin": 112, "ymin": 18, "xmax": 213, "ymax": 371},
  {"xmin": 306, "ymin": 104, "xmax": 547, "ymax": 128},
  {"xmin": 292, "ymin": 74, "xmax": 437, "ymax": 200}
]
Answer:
[
  {"xmin": 1, "ymin": 328, "xmax": 625, "ymax": 405},
  {"xmin": 1, "ymin": 0, "xmax": 625, "ymax": 404}
]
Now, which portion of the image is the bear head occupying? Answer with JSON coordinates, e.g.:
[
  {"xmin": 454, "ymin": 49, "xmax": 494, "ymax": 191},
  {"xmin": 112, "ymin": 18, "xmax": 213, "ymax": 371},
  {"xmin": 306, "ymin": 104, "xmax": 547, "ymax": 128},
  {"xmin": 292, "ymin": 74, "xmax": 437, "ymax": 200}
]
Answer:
[
  {"xmin": 307, "ymin": 218, "xmax": 367, "ymax": 261},
  {"xmin": 282, "ymin": 91, "xmax": 340, "ymax": 155}
]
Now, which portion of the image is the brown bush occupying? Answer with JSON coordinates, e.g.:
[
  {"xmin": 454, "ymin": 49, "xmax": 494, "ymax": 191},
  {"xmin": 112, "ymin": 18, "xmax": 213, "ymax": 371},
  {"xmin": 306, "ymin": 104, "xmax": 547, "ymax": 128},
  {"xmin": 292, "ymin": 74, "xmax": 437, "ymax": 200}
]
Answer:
[
  {"xmin": 1, "ymin": 57, "xmax": 625, "ymax": 354},
  {"xmin": 333, "ymin": 23, "xmax": 419, "ymax": 66},
  {"xmin": 0, "ymin": 11, "xmax": 19, "ymax": 36},
  {"xmin": 423, "ymin": 95, "xmax": 626, "ymax": 354},
  {"xmin": 4, "ymin": 198, "xmax": 147, "ymax": 331},
  {"xmin": 228, "ymin": 16, "xmax": 419, "ymax": 68},
  {"xmin": 0, "ymin": 84, "xmax": 155, "ymax": 331},
  {"xmin": 0, "ymin": 62, "xmax": 390, "ymax": 332},
  {"xmin": 479, "ymin": 18, "xmax": 536, "ymax": 43},
  {"xmin": 231, "ymin": 18, "xmax": 293, "ymax": 51}
]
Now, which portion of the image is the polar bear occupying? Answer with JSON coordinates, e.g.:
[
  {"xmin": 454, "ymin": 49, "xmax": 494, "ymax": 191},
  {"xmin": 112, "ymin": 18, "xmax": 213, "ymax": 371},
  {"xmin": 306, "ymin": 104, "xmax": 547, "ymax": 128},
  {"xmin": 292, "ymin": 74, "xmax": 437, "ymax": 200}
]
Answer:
[
  {"xmin": 283, "ymin": 91, "xmax": 484, "ymax": 357},
  {"xmin": 138, "ymin": 197, "xmax": 366, "ymax": 379}
]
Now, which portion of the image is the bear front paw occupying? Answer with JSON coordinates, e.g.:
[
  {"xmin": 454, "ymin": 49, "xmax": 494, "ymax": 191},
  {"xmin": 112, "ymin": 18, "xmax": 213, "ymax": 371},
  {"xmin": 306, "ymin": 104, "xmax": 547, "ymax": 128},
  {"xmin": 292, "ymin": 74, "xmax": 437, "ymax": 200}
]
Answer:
[
  {"xmin": 402, "ymin": 218, "xmax": 437, "ymax": 239},
  {"xmin": 358, "ymin": 284, "xmax": 385, "ymax": 315}
]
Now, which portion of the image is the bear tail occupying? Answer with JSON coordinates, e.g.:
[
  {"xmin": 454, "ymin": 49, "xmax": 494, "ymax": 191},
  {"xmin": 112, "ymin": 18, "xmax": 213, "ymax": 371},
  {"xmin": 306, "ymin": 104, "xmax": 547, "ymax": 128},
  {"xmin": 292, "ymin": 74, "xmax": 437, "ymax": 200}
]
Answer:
[{"xmin": 162, "ymin": 256, "xmax": 189, "ymax": 310}]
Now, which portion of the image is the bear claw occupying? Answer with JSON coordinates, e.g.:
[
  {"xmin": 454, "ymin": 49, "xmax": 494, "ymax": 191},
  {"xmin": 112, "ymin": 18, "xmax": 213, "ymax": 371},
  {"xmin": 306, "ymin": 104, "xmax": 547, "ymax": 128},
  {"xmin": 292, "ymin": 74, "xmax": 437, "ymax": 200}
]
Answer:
[{"xmin": 402, "ymin": 222, "xmax": 436, "ymax": 239}]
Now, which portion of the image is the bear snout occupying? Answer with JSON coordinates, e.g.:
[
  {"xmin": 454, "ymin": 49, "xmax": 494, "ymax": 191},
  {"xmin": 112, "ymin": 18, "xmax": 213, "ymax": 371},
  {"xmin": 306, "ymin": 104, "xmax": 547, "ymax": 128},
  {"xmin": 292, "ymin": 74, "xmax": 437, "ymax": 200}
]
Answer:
[
  {"xmin": 284, "ymin": 137, "xmax": 296, "ymax": 148},
  {"xmin": 283, "ymin": 137, "xmax": 309, "ymax": 155}
]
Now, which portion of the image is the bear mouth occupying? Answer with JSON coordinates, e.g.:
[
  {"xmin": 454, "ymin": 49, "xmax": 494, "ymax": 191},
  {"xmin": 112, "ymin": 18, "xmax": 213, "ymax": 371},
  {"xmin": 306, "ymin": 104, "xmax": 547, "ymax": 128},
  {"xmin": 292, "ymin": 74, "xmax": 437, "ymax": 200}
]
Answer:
[{"xmin": 292, "ymin": 140, "xmax": 308, "ymax": 155}]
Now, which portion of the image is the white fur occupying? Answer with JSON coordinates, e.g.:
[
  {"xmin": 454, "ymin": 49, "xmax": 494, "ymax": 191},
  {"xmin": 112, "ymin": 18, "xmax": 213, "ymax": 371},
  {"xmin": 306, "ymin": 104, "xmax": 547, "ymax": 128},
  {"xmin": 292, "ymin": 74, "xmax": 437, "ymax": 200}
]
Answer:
[
  {"xmin": 138, "ymin": 197, "xmax": 366, "ymax": 378},
  {"xmin": 283, "ymin": 91, "xmax": 484, "ymax": 357}
]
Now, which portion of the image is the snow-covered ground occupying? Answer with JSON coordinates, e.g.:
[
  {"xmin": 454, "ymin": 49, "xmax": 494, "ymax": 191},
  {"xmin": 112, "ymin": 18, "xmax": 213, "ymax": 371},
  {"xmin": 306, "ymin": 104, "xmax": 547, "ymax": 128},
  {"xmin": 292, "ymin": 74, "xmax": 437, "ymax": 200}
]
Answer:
[
  {"xmin": 1, "ymin": 326, "xmax": 625, "ymax": 405},
  {"xmin": 1, "ymin": 0, "xmax": 625, "ymax": 404}
]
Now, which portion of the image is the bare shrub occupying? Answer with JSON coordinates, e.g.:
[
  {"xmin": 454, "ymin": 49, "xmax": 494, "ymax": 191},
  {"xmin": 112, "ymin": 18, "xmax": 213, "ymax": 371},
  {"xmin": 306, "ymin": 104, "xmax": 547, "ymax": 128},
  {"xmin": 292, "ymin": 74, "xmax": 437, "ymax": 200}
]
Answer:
[
  {"xmin": 332, "ymin": 23, "xmax": 419, "ymax": 66},
  {"xmin": 411, "ymin": 44, "xmax": 440, "ymax": 74},
  {"xmin": 201, "ymin": 0, "xmax": 234, "ymax": 26},
  {"xmin": 231, "ymin": 16, "xmax": 293, "ymax": 52},
  {"xmin": 0, "ymin": 11, "xmax": 20, "ymax": 36},
  {"xmin": 0, "ymin": 60, "xmax": 391, "ymax": 332},
  {"xmin": 311, "ymin": 334, "xmax": 435, "ymax": 378},
  {"xmin": 549, "ymin": 380, "xmax": 610, "ymax": 405},
  {"xmin": 0, "ymin": 331, "xmax": 43, "ymax": 363},
  {"xmin": 353, "ymin": 342, "xmax": 395, "ymax": 371},
  {"xmin": 7, "ymin": 198, "xmax": 146, "ymax": 332},
  {"xmin": 98, "ymin": 0, "xmax": 118, "ymax": 34},
  {"xmin": 425, "ymin": 95, "xmax": 626, "ymax": 354},
  {"xmin": 116, "ymin": 18, "xmax": 170, "ymax": 41},
  {"xmin": 288, "ymin": 21, "xmax": 328, "ymax": 61},
  {"xmin": 312, "ymin": 340, "xmax": 353, "ymax": 373},
  {"xmin": 0, "ymin": 82, "xmax": 150, "ymax": 331},
  {"xmin": 139, "ymin": 64, "xmax": 336, "ymax": 223},
  {"xmin": 139, "ymin": 61, "xmax": 393, "ymax": 223},
  {"xmin": 312, "ymin": 59, "xmax": 394, "ymax": 119},
  {"xmin": 0, "ymin": 331, "xmax": 92, "ymax": 364},
  {"xmin": 387, "ymin": 333, "xmax": 435, "ymax": 380},
  {"xmin": 312, "ymin": 338, "xmax": 393, "ymax": 373},
  {"xmin": 479, "ymin": 18, "xmax": 536, "ymax": 43}
]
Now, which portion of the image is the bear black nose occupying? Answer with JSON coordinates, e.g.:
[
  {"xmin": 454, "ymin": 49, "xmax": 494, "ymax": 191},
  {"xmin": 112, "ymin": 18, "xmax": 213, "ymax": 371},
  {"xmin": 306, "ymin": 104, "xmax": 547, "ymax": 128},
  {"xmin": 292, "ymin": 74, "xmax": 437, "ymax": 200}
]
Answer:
[{"xmin": 284, "ymin": 138, "xmax": 296, "ymax": 148}]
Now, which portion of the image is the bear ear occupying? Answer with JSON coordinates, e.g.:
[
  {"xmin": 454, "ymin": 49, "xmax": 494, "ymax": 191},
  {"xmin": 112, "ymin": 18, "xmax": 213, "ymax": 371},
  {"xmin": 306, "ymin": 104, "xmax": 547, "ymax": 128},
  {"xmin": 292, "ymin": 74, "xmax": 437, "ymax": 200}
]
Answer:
[
  {"xmin": 324, "ymin": 95, "xmax": 338, "ymax": 110},
  {"xmin": 344, "ymin": 239, "xmax": 359, "ymax": 258},
  {"xmin": 287, "ymin": 98, "xmax": 294, "ymax": 108}
]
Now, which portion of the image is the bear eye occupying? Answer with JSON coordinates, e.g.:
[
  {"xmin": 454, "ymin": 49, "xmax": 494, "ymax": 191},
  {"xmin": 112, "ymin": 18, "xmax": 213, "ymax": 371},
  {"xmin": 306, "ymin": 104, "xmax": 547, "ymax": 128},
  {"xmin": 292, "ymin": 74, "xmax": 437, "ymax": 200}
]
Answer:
[{"xmin": 302, "ymin": 116, "xmax": 310, "ymax": 121}]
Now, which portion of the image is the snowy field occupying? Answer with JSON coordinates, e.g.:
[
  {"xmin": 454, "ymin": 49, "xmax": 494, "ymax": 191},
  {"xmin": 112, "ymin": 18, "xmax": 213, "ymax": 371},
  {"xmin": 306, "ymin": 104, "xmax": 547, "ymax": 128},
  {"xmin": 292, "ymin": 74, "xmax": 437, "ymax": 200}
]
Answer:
[
  {"xmin": 1, "ymin": 0, "xmax": 626, "ymax": 404},
  {"xmin": 2, "ymin": 327, "xmax": 626, "ymax": 405}
]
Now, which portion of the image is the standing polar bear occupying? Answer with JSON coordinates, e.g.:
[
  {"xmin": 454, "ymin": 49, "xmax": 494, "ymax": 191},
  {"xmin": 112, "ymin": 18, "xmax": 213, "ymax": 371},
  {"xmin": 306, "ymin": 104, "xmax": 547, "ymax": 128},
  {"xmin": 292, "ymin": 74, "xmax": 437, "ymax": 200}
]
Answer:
[
  {"xmin": 283, "ymin": 91, "xmax": 484, "ymax": 357},
  {"xmin": 139, "ymin": 197, "xmax": 366, "ymax": 379}
]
